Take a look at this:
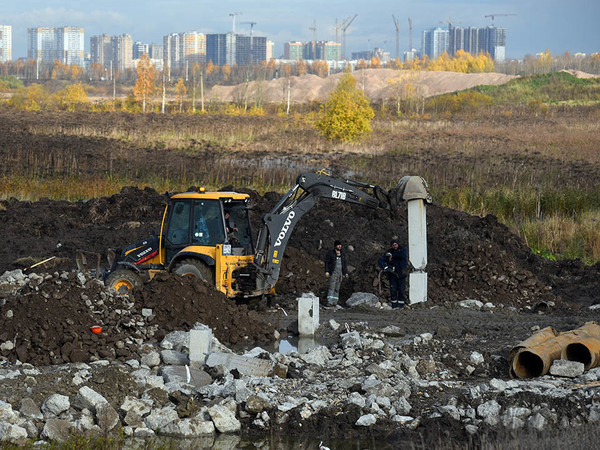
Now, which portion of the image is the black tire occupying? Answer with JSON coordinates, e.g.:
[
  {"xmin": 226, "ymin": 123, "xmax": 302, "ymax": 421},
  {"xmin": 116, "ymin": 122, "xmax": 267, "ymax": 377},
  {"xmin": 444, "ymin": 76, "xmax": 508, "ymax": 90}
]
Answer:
[
  {"xmin": 174, "ymin": 258, "xmax": 213, "ymax": 283},
  {"xmin": 105, "ymin": 269, "xmax": 143, "ymax": 295}
]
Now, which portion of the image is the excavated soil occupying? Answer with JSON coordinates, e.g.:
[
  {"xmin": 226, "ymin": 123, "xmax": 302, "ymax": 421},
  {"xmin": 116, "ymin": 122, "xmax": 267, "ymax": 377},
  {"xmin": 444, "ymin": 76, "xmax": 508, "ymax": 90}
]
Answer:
[{"xmin": 1, "ymin": 184, "xmax": 600, "ymax": 369}]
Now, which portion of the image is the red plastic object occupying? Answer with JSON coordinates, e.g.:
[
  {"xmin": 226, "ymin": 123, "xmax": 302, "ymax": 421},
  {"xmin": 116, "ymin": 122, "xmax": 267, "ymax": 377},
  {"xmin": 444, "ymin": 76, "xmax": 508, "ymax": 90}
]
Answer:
[{"xmin": 90, "ymin": 326, "xmax": 102, "ymax": 334}]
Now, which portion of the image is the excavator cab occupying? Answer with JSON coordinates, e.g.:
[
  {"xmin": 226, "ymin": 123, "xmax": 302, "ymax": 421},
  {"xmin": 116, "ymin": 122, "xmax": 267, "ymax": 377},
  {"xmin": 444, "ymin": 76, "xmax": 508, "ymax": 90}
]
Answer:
[{"xmin": 104, "ymin": 190, "xmax": 256, "ymax": 297}]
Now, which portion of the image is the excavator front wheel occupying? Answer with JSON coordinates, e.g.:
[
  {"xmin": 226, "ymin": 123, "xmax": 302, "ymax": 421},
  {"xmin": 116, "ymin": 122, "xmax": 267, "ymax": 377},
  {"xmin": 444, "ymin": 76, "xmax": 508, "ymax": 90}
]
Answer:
[
  {"xmin": 174, "ymin": 258, "xmax": 213, "ymax": 283},
  {"xmin": 105, "ymin": 269, "xmax": 143, "ymax": 295}
]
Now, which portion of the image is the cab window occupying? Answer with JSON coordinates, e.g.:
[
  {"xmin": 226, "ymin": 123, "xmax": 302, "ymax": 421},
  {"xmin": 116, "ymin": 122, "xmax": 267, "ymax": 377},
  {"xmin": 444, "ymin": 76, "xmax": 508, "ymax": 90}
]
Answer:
[{"xmin": 193, "ymin": 200, "xmax": 225, "ymax": 245}]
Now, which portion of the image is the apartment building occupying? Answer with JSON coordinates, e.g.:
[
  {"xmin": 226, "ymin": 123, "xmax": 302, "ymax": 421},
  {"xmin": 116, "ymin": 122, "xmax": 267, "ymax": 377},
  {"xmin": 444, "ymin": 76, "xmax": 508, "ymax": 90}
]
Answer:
[
  {"xmin": 90, "ymin": 33, "xmax": 133, "ymax": 71},
  {"xmin": 284, "ymin": 41, "xmax": 341, "ymax": 61},
  {"xmin": 432, "ymin": 25, "xmax": 507, "ymax": 62},
  {"xmin": 0, "ymin": 25, "xmax": 12, "ymax": 62},
  {"xmin": 164, "ymin": 31, "xmax": 206, "ymax": 70},
  {"xmin": 28, "ymin": 27, "xmax": 84, "ymax": 66},
  {"xmin": 422, "ymin": 27, "xmax": 449, "ymax": 59}
]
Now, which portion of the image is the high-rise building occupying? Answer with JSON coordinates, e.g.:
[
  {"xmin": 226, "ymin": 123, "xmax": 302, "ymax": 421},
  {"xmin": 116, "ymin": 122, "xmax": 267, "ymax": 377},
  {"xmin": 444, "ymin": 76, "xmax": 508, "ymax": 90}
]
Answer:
[
  {"xmin": 284, "ymin": 41, "xmax": 340, "ymax": 61},
  {"xmin": 91, "ymin": 34, "xmax": 133, "ymax": 71},
  {"xmin": 481, "ymin": 26, "xmax": 506, "ymax": 62},
  {"xmin": 0, "ymin": 25, "xmax": 12, "ymax": 62},
  {"xmin": 164, "ymin": 31, "xmax": 206, "ymax": 70},
  {"xmin": 266, "ymin": 40, "xmax": 274, "ymax": 60},
  {"xmin": 284, "ymin": 42, "xmax": 303, "ymax": 60},
  {"xmin": 28, "ymin": 27, "xmax": 84, "ymax": 66},
  {"xmin": 449, "ymin": 27, "xmax": 480, "ymax": 56},
  {"xmin": 422, "ymin": 27, "xmax": 448, "ymax": 59},
  {"xmin": 150, "ymin": 44, "xmax": 163, "ymax": 60},
  {"xmin": 316, "ymin": 42, "xmax": 341, "ymax": 61},
  {"xmin": 90, "ymin": 34, "xmax": 111, "ymax": 67},
  {"xmin": 206, "ymin": 33, "xmax": 235, "ymax": 66},
  {"xmin": 181, "ymin": 32, "xmax": 206, "ymax": 66},
  {"xmin": 433, "ymin": 25, "xmax": 506, "ymax": 61},
  {"xmin": 205, "ymin": 33, "xmax": 267, "ymax": 66},
  {"xmin": 111, "ymin": 34, "xmax": 133, "ymax": 71},
  {"xmin": 133, "ymin": 41, "xmax": 149, "ymax": 60}
]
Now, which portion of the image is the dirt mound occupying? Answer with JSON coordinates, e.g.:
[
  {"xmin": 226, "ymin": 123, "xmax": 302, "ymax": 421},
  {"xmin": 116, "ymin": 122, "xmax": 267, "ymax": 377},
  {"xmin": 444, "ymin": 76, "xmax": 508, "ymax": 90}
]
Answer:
[
  {"xmin": 208, "ymin": 69, "xmax": 517, "ymax": 104},
  {"xmin": 0, "ymin": 270, "xmax": 273, "ymax": 366},
  {"xmin": 2, "ymin": 184, "xmax": 600, "ymax": 370},
  {"xmin": 133, "ymin": 272, "xmax": 273, "ymax": 344}
]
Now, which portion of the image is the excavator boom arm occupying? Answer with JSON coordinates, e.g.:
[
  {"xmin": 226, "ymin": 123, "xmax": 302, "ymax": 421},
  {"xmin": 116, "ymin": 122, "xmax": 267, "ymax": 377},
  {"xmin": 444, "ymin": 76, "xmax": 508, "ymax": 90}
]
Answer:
[{"xmin": 253, "ymin": 170, "xmax": 430, "ymax": 291}]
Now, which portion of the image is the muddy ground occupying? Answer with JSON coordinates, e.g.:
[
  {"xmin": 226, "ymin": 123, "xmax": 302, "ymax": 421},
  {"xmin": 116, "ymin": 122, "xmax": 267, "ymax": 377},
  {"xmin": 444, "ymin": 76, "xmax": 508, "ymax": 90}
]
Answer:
[{"xmin": 1, "ymin": 110, "xmax": 600, "ymax": 445}]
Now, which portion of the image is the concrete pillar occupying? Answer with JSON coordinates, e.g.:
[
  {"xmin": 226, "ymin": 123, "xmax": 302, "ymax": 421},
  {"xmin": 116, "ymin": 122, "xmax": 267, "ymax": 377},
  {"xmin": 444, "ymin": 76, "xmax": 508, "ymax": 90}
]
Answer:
[
  {"xmin": 407, "ymin": 199, "xmax": 427, "ymax": 304},
  {"xmin": 189, "ymin": 325, "xmax": 212, "ymax": 365},
  {"xmin": 298, "ymin": 293, "xmax": 319, "ymax": 336},
  {"xmin": 298, "ymin": 336, "xmax": 317, "ymax": 354}
]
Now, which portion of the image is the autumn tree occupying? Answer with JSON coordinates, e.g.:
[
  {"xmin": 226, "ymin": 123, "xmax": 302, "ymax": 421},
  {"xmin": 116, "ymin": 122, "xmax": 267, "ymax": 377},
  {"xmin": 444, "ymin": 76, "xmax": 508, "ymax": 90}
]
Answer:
[
  {"xmin": 175, "ymin": 78, "xmax": 186, "ymax": 112},
  {"xmin": 316, "ymin": 72, "xmax": 375, "ymax": 142},
  {"xmin": 221, "ymin": 64, "xmax": 231, "ymax": 81},
  {"xmin": 296, "ymin": 60, "xmax": 307, "ymax": 76},
  {"xmin": 133, "ymin": 53, "xmax": 156, "ymax": 113},
  {"xmin": 54, "ymin": 83, "xmax": 89, "ymax": 111},
  {"xmin": 369, "ymin": 56, "xmax": 382, "ymax": 68}
]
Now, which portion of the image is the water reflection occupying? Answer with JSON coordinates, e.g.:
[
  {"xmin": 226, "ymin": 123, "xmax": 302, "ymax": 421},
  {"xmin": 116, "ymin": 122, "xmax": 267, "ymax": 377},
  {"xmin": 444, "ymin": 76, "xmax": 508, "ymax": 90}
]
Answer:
[{"xmin": 277, "ymin": 336, "xmax": 317, "ymax": 354}]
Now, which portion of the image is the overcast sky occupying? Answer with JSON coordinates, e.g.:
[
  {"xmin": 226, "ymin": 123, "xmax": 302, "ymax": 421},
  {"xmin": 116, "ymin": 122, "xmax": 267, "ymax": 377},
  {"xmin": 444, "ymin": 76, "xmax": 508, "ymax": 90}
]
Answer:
[{"xmin": 2, "ymin": 0, "xmax": 599, "ymax": 60}]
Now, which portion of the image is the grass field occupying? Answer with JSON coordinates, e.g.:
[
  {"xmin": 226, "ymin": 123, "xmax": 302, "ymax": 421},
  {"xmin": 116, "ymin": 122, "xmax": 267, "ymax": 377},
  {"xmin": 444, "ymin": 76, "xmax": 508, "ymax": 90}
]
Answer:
[{"xmin": 1, "ymin": 72, "xmax": 599, "ymax": 263}]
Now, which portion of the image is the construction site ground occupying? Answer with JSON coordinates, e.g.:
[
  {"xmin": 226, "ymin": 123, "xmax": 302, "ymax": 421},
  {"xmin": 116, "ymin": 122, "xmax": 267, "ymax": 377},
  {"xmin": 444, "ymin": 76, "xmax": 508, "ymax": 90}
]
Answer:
[{"xmin": 1, "ymin": 95, "xmax": 600, "ymax": 446}]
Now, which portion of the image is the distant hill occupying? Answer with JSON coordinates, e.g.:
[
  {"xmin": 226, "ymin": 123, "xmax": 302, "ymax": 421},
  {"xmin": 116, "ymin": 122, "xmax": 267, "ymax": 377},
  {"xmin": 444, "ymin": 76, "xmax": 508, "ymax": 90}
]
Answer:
[{"xmin": 207, "ymin": 69, "xmax": 517, "ymax": 104}]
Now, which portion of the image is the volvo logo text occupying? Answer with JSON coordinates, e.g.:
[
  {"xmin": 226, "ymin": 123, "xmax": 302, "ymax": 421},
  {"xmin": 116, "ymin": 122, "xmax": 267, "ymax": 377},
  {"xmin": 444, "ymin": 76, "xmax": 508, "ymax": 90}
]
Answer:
[{"xmin": 274, "ymin": 211, "xmax": 296, "ymax": 246}]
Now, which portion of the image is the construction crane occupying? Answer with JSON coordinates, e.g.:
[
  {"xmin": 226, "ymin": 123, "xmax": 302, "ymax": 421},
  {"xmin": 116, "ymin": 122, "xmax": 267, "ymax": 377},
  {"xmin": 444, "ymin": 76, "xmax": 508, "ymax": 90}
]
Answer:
[
  {"xmin": 241, "ymin": 21, "xmax": 257, "ymax": 37},
  {"xmin": 392, "ymin": 15, "xmax": 400, "ymax": 60},
  {"xmin": 485, "ymin": 13, "xmax": 517, "ymax": 25},
  {"xmin": 241, "ymin": 22, "xmax": 257, "ymax": 65},
  {"xmin": 440, "ymin": 16, "xmax": 463, "ymax": 32},
  {"xmin": 309, "ymin": 19, "xmax": 317, "ymax": 60},
  {"xmin": 342, "ymin": 13, "xmax": 357, "ymax": 60},
  {"xmin": 408, "ymin": 17, "xmax": 413, "ymax": 56},
  {"xmin": 229, "ymin": 12, "xmax": 242, "ymax": 34}
]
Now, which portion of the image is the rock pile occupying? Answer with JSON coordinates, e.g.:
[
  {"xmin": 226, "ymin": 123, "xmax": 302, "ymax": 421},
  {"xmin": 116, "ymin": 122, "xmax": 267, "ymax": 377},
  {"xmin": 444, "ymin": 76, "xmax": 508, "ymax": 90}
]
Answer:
[
  {"xmin": 0, "ymin": 269, "xmax": 273, "ymax": 365},
  {"xmin": 1, "ymin": 317, "xmax": 600, "ymax": 446}
]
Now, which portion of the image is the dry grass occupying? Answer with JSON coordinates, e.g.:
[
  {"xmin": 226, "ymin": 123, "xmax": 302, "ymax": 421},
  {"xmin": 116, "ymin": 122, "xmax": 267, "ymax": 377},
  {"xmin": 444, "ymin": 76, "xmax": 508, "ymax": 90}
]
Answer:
[{"xmin": 1, "ymin": 104, "xmax": 600, "ymax": 262}]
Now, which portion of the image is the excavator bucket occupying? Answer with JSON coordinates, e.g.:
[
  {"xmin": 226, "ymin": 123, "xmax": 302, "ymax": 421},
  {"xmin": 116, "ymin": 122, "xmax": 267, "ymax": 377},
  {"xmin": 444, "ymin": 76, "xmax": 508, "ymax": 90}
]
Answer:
[
  {"xmin": 75, "ymin": 250, "xmax": 103, "ymax": 278},
  {"xmin": 393, "ymin": 176, "xmax": 433, "ymax": 206}
]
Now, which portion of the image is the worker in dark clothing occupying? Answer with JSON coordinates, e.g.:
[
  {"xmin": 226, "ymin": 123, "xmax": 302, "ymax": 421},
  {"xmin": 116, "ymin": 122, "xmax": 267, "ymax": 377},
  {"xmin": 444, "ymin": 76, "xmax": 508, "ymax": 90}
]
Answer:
[
  {"xmin": 378, "ymin": 239, "xmax": 408, "ymax": 309},
  {"xmin": 324, "ymin": 240, "xmax": 348, "ymax": 306}
]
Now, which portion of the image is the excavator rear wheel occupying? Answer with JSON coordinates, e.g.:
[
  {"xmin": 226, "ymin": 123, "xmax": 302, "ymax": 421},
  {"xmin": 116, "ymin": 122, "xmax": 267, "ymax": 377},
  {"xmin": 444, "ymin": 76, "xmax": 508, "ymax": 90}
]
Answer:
[
  {"xmin": 105, "ymin": 269, "xmax": 143, "ymax": 295},
  {"xmin": 174, "ymin": 258, "xmax": 213, "ymax": 283}
]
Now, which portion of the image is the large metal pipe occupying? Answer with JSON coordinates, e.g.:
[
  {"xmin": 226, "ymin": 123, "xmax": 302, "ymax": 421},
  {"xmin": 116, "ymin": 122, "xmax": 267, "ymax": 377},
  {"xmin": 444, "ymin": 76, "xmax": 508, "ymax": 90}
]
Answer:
[
  {"xmin": 508, "ymin": 326, "xmax": 557, "ymax": 378},
  {"xmin": 562, "ymin": 337, "xmax": 600, "ymax": 370},
  {"xmin": 510, "ymin": 322, "xmax": 600, "ymax": 379}
]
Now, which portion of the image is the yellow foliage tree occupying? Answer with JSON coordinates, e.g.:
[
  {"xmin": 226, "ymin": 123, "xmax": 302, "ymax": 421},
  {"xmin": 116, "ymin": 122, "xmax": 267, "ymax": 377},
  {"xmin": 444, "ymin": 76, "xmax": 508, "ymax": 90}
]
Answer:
[
  {"xmin": 312, "ymin": 60, "xmax": 328, "ymax": 77},
  {"xmin": 133, "ymin": 53, "xmax": 156, "ymax": 113},
  {"xmin": 9, "ymin": 84, "xmax": 51, "ymax": 111},
  {"xmin": 221, "ymin": 64, "xmax": 231, "ymax": 81},
  {"xmin": 315, "ymin": 72, "xmax": 375, "ymax": 142},
  {"xmin": 54, "ymin": 83, "xmax": 89, "ymax": 111},
  {"xmin": 296, "ymin": 60, "xmax": 307, "ymax": 76},
  {"xmin": 369, "ymin": 56, "xmax": 382, "ymax": 68},
  {"xmin": 175, "ymin": 78, "xmax": 187, "ymax": 112}
]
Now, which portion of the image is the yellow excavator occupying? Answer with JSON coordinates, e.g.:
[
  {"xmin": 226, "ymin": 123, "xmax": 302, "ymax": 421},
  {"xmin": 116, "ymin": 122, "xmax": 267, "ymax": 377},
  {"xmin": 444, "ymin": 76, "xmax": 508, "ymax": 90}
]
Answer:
[{"xmin": 77, "ymin": 170, "xmax": 431, "ymax": 298}]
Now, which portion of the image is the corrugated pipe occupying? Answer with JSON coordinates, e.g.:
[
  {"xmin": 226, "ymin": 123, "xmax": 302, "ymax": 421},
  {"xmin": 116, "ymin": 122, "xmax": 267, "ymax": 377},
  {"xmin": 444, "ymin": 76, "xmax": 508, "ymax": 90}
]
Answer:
[
  {"xmin": 510, "ymin": 322, "xmax": 600, "ymax": 379},
  {"xmin": 562, "ymin": 337, "xmax": 600, "ymax": 370}
]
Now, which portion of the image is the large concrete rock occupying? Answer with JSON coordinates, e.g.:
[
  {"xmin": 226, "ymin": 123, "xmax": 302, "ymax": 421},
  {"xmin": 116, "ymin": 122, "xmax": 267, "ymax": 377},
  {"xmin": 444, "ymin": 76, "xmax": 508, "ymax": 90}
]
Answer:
[
  {"xmin": 74, "ymin": 386, "xmax": 108, "ymax": 412},
  {"xmin": 160, "ymin": 418, "xmax": 215, "ymax": 437},
  {"xmin": 96, "ymin": 403, "xmax": 119, "ymax": 432},
  {"xmin": 41, "ymin": 418, "xmax": 72, "ymax": 443},
  {"xmin": 208, "ymin": 404, "xmax": 241, "ymax": 433},
  {"xmin": 41, "ymin": 394, "xmax": 70, "ymax": 417},
  {"xmin": 345, "ymin": 292, "xmax": 379, "ymax": 308},
  {"xmin": 0, "ymin": 423, "xmax": 28, "ymax": 444}
]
